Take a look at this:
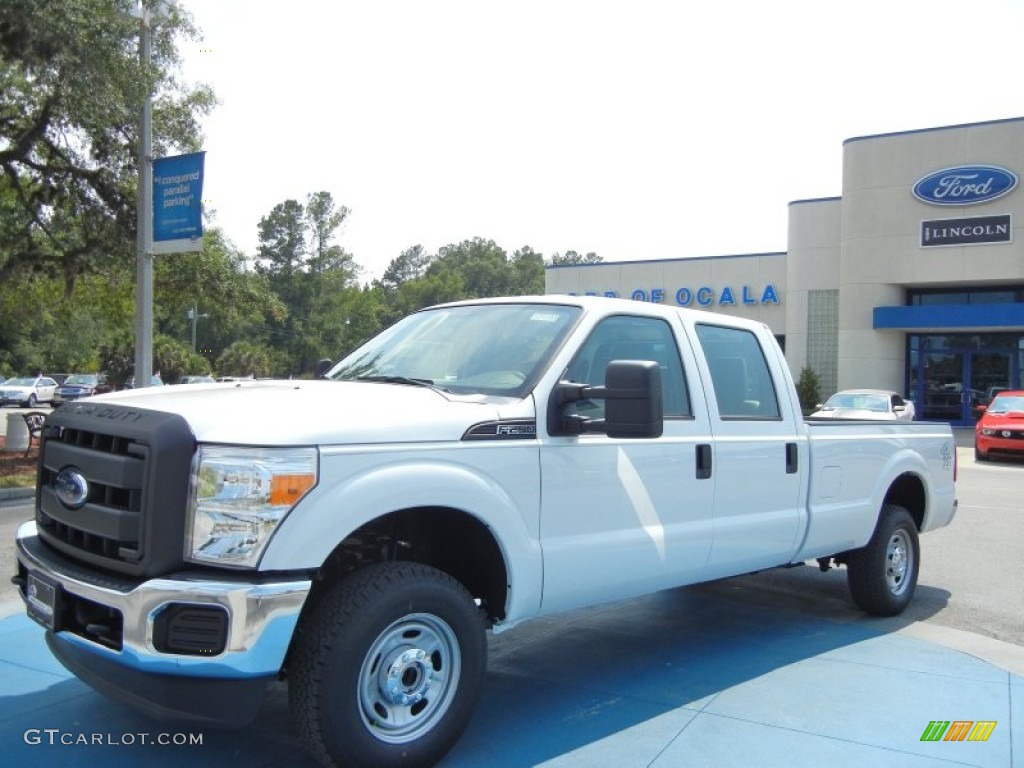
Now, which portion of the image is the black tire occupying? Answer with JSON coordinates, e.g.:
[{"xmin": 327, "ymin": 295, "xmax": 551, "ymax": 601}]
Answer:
[
  {"xmin": 975, "ymin": 443, "xmax": 989, "ymax": 462},
  {"xmin": 290, "ymin": 562, "xmax": 487, "ymax": 768},
  {"xmin": 27, "ymin": 394, "xmax": 37, "ymax": 408},
  {"xmin": 847, "ymin": 504, "xmax": 920, "ymax": 616}
]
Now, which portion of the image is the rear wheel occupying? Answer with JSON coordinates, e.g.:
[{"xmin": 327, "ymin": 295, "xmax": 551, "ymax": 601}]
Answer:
[
  {"xmin": 846, "ymin": 504, "xmax": 919, "ymax": 616},
  {"xmin": 290, "ymin": 562, "xmax": 487, "ymax": 768}
]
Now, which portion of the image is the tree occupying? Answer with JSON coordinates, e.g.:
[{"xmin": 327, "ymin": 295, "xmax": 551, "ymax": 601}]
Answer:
[
  {"xmin": 216, "ymin": 340, "xmax": 287, "ymax": 379},
  {"xmin": 378, "ymin": 245, "xmax": 433, "ymax": 292},
  {"xmin": 0, "ymin": 0, "xmax": 216, "ymax": 291},
  {"xmin": 155, "ymin": 227, "xmax": 284, "ymax": 365},
  {"xmin": 255, "ymin": 192, "xmax": 359, "ymax": 375},
  {"xmin": 548, "ymin": 250, "xmax": 602, "ymax": 266},
  {"xmin": 796, "ymin": 366, "xmax": 822, "ymax": 416},
  {"xmin": 511, "ymin": 245, "xmax": 545, "ymax": 295},
  {"xmin": 428, "ymin": 238, "xmax": 516, "ymax": 298}
]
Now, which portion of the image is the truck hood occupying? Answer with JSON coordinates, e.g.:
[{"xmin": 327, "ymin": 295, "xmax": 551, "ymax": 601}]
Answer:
[{"xmin": 81, "ymin": 379, "xmax": 525, "ymax": 445}]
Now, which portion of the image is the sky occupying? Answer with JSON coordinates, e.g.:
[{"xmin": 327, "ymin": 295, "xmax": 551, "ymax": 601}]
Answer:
[{"xmin": 175, "ymin": 0, "xmax": 1024, "ymax": 282}]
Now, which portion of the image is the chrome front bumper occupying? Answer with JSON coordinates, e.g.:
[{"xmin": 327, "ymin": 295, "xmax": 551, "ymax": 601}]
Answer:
[{"xmin": 15, "ymin": 520, "xmax": 311, "ymax": 679}]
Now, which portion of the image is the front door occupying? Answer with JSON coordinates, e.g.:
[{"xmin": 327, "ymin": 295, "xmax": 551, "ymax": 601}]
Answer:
[
  {"xmin": 539, "ymin": 314, "xmax": 716, "ymax": 615},
  {"xmin": 968, "ymin": 352, "xmax": 1013, "ymax": 421},
  {"xmin": 920, "ymin": 351, "xmax": 964, "ymax": 422},
  {"xmin": 919, "ymin": 349, "xmax": 1014, "ymax": 424}
]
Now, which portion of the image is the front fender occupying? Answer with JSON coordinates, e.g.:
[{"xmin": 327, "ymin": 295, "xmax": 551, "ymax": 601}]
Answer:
[{"xmin": 258, "ymin": 446, "xmax": 544, "ymax": 622}]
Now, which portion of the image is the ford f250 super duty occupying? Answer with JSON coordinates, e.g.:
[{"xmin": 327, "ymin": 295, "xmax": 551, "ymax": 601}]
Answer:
[{"xmin": 14, "ymin": 296, "xmax": 957, "ymax": 767}]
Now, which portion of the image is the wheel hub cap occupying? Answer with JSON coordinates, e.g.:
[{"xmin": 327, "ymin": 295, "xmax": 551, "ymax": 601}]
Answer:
[
  {"xmin": 890, "ymin": 546, "xmax": 905, "ymax": 579},
  {"xmin": 381, "ymin": 647, "xmax": 433, "ymax": 705}
]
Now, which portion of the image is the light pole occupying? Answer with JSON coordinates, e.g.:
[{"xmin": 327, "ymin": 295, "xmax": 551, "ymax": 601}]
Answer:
[
  {"xmin": 128, "ymin": 0, "xmax": 172, "ymax": 388},
  {"xmin": 187, "ymin": 305, "xmax": 208, "ymax": 352}
]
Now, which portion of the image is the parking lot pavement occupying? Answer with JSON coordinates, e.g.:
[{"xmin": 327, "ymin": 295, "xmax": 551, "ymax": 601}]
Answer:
[{"xmin": 0, "ymin": 582, "xmax": 1020, "ymax": 767}]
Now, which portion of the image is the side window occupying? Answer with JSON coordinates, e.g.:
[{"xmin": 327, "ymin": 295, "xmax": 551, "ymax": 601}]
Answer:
[
  {"xmin": 695, "ymin": 323, "xmax": 781, "ymax": 420},
  {"xmin": 565, "ymin": 315, "xmax": 690, "ymax": 419}
]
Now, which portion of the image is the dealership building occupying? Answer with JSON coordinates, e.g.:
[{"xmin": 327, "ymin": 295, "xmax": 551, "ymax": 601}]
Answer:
[{"xmin": 545, "ymin": 116, "xmax": 1024, "ymax": 426}]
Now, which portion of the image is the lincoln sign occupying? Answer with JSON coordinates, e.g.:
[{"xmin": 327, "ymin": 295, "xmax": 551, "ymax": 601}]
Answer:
[{"xmin": 921, "ymin": 215, "xmax": 1012, "ymax": 247}]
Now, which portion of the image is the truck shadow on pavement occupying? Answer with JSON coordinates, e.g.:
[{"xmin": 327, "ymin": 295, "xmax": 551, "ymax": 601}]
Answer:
[{"xmin": 0, "ymin": 567, "xmax": 954, "ymax": 767}]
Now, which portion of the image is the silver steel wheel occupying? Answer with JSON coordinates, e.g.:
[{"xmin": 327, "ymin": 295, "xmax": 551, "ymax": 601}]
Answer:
[
  {"xmin": 885, "ymin": 528, "xmax": 913, "ymax": 596},
  {"xmin": 847, "ymin": 504, "xmax": 920, "ymax": 617},
  {"xmin": 357, "ymin": 612, "xmax": 462, "ymax": 745}
]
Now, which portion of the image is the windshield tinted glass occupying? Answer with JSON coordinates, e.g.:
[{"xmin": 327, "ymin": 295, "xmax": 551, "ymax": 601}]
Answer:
[
  {"xmin": 826, "ymin": 393, "xmax": 887, "ymax": 411},
  {"xmin": 988, "ymin": 395, "xmax": 1024, "ymax": 413},
  {"xmin": 8, "ymin": 378, "xmax": 35, "ymax": 386},
  {"xmin": 64, "ymin": 375, "xmax": 97, "ymax": 386},
  {"xmin": 329, "ymin": 303, "xmax": 581, "ymax": 396}
]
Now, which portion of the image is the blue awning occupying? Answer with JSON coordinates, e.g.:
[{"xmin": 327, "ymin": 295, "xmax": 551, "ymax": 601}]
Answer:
[{"xmin": 873, "ymin": 303, "xmax": 1024, "ymax": 330}]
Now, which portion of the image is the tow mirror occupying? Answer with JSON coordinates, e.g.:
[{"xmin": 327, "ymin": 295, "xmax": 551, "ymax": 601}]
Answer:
[{"xmin": 549, "ymin": 359, "xmax": 663, "ymax": 438}]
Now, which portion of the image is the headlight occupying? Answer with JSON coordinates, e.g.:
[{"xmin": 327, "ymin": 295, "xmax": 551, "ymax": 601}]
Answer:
[
  {"xmin": 981, "ymin": 428, "xmax": 996, "ymax": 436},
  {"xmin": 186, "ymin": 446, "xmax": 318, "ymax": 567}
]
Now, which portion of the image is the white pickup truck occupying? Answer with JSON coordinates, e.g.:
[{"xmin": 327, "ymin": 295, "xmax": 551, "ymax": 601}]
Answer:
[{"xmin": 15, "ymin": 296, "xmax": 957, "ymax": 767}]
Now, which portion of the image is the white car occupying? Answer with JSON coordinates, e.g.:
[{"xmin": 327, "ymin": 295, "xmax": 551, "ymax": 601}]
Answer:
[
  {"xmin": 811, "ymin": 389, "xmax": 916, "ymax": 421},
  {"xmin": 0, "ymin": 376, "xmax": 59, "ymax": 407}
]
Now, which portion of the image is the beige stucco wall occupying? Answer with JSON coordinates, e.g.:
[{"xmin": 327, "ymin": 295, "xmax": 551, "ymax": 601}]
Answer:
[
  {"xmin": 837, "ymin": 118, "xmax": 1024, "ymax": 392},
  {"xmin": 785, "ymin": 198, "xmax": 842, "ymax": 375},
  {"xmin": 544, "ymin": 253, "xmax": 787, "ymax": 330}
]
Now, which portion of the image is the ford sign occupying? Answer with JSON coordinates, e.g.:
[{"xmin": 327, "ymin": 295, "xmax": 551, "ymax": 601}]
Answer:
[{"xmin": 913, "ymin": 165, "xmax": 1018, "ymax": 206}]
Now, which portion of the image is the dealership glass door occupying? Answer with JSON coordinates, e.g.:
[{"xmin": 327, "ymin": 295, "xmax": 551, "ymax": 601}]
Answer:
[
  {"xmin": 915, "ymin": 340, "xmax": 1017, "ymax": 424},
  {"xmin": 968, "ymin": 352, "xmax": 1014, "ymax": 420}
]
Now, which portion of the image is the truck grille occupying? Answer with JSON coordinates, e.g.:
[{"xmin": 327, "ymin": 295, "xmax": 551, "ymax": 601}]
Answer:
[{"xmin": 35, "ymin": 403, "xmax": 196, "ymax": 578}]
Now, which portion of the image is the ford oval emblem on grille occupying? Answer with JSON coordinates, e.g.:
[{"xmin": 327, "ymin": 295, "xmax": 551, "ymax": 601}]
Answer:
[{"xmin": 55, "ymin": 468, "xmax": 89, "ymax": 509}]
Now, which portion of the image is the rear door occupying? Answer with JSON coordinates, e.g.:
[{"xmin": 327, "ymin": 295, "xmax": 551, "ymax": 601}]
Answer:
[{"xmin": 689, "ymin": 320, "xmax": 807, "ymax": 577}]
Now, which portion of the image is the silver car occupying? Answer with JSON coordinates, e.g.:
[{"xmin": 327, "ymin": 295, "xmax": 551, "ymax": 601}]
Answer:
[
  {"xmin": 0, "ymin": 376, "xmax": 59, "ymax": 407},
  {"xmin": 810, "ymin": 389, "xmax": 916, "ymax": 421}
]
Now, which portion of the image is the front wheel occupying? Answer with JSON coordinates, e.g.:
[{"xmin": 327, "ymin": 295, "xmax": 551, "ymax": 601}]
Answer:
[
  {"xmin": 27, "ymin": 394, "xmax": 37, "ymax": 408},
  {"xmin": 846, "ymin": 504, "xmax": 920, "ymax": 616},
  {"xmin": 290, "ymin": 562, "xmax": 487, "ymax": 768}
]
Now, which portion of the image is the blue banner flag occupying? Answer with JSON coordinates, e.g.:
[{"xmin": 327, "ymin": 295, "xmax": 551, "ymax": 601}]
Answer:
[{"xmin": 152, "ymin": 152, "xmax": 205, "ymax": 253}]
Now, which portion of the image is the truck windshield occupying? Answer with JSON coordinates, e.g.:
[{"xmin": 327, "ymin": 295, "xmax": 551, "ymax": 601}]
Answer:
[{"xmin": 328, "ymin": 303, "xmax": 582, "ymax": 396}]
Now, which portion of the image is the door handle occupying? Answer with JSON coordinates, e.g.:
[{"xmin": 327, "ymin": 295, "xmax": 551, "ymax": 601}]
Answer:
[
  {"xmin": 786, "ymin": 442, "xmax": 798, "ymax": 474},
  {"xmin": 696, "ymin": 443, "xmax": 712, "ymax": 480}
]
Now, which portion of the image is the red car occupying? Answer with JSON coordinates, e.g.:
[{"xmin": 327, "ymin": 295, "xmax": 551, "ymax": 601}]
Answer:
[{"xmin": 975, "ymin": 390, "xmax": 1024, "ymax": 461}]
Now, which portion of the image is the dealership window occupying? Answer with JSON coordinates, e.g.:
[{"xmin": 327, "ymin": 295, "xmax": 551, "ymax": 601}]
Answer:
[
  {"xmin": 907, "ymin": 333, "xmax": 1023, "ymax": 424},
  {"xmin": 908, "ymin": 286, "xmax": 1024, "ymax": 305}
]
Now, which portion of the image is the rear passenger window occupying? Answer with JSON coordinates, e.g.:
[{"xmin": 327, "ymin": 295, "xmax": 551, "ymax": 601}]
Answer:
[
  {"xmin": 565, "ymin": 315, "xmax": 691, "ymax": 419},
  {"xmin": 695, "ymin": 324, "xmax": 781, "ymax": 420}
]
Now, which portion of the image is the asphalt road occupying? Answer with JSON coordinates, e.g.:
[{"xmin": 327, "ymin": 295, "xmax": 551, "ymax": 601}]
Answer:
[{"xmin": 2, "ymin": 434, "xmax": 1022, "ymax": 652}]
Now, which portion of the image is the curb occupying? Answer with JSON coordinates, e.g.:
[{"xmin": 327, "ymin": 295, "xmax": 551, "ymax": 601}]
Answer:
[{"xmin": 0, "ymin": 486, "xmax": 34, "ymax": 504}]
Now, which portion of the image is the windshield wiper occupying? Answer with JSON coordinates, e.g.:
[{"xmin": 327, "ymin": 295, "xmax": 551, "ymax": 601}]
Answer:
[{"xmin": 351, "ymin": 375, "xmax": 442, "ymax": 390}]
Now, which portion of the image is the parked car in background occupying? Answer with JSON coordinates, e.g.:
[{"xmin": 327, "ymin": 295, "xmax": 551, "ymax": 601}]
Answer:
[
  {"xmin": 53, "ymin": 373, "xmax": 112, "ymax": 404},
  {"xmin": 974, "ymin": 390, "xmax": 1024, "ymax": 461},
  {"xmin": 178, "ymin": 375, "xmax": 216, "ymax": 384},
  {"xmin": 0, "ymin": 376, "xmax": 59, "ymax": 407},
  {"xmin": 120, "ymin": 374, "xmax": 164, "ymax": 390},
  {"xmin": 810, "ymin": 389, "xmax": 916, "ymax": 421}
]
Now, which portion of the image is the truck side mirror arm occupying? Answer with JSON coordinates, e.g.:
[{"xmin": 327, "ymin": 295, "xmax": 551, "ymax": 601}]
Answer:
[{"xmin": 547, "ymin": 360, "xmax": 664, "ymax": 439}]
